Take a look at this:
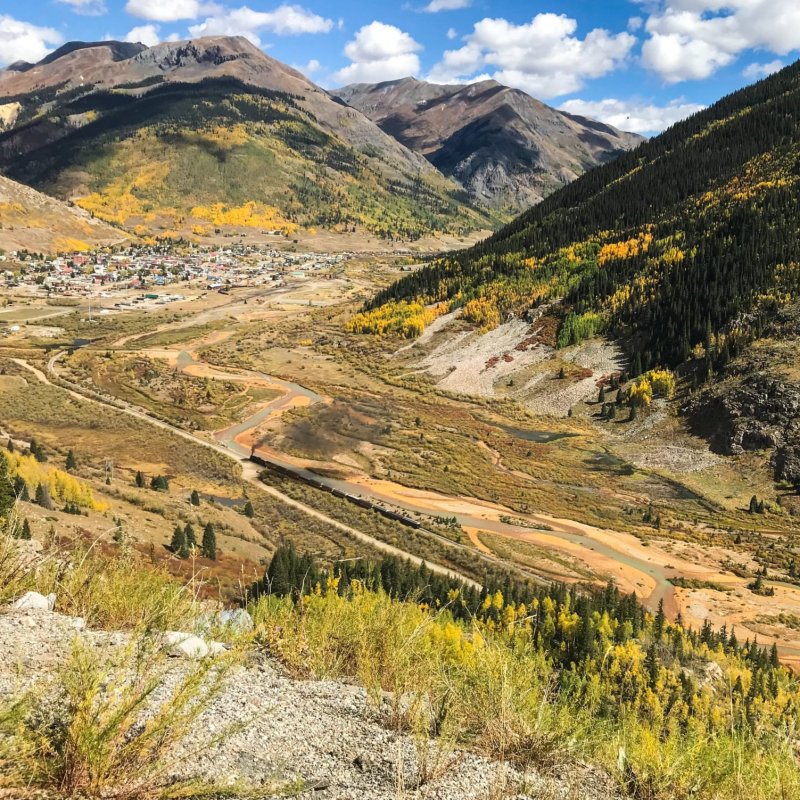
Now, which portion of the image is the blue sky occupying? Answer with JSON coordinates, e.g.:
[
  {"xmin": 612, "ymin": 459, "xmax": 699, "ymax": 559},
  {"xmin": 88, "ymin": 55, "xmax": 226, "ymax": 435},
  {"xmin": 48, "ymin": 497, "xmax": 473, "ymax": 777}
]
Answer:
[{"xmin": 2, "ymin": 1, "xmax": 799, "ymax": 134}]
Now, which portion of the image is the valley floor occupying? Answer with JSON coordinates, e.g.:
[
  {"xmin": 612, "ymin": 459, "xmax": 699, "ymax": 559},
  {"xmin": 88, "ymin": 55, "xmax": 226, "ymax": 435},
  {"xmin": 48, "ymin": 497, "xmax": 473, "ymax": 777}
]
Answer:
[{"xmin": 2, "ymin": 244, "xmax": 800, "ymax": 666}]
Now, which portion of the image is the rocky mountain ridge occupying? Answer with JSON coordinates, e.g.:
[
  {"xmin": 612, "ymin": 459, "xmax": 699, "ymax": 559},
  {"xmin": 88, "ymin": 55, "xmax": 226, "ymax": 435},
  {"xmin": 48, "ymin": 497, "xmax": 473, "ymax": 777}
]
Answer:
[{"xmin": 333, "ymin": 77, "xmax": 643, "ymax": 213}]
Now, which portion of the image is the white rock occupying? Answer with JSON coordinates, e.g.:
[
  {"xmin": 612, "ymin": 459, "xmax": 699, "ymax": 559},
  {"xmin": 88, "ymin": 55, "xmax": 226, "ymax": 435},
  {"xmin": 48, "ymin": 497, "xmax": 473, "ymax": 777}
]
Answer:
[
  {"xmin": 12, "ymin": 592, "xmax": 56, "ymax": 612},
  {"xmin": 165, "ymin": 631, "xmax": 209, "ymax": 659},
  {"xmin": 216, "ymin": 608, "xmax": 254, "ymax": 632},
  {"xmin": 207, "ymin": 641, "xmax": 228, "ymax": 656}
]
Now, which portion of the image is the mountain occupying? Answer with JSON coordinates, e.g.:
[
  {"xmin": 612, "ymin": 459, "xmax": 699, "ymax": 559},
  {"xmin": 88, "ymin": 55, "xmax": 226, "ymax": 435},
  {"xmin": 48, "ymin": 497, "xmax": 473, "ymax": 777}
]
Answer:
[
  {"xmin": 0, "ymin": 173, "xmax": 125, "ymax": 253},
  {"xmin": 375, "ymin": 61, "xmax": 800, "ymax": 369},
  {"xmin": 0, "ymin": 38, "xmax": 494, "ymax": 240},
  {"xmin": 365, "ymin": 61, "xmax": 800, "ymax": 476},
  {"xmin": 333, "ymin": 77, "xmax": 643, "ymax": 213}
]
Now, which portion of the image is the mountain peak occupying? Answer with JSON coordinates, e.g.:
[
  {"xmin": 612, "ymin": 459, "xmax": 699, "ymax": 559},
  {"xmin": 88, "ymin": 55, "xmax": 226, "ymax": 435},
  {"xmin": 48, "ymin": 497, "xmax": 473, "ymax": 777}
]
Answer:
[
  {"xmin": 332, "ymin": 77, "xmax": 642, "ymax": 212},
  {"xmin": 37, "ymin": 40, "xmax": 147, "ymax": 67}
]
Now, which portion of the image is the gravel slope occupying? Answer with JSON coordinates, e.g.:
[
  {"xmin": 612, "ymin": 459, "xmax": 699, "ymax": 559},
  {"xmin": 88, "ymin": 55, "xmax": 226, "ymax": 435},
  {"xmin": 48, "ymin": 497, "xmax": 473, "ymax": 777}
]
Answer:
[{"xmin": 0, "ymin": 604, "xmax": 621, "ymax": 799}]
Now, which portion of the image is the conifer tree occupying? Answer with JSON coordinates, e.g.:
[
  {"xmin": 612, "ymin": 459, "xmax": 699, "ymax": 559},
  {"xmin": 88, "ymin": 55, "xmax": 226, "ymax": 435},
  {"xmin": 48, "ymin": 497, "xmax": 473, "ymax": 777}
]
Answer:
[
  {"xmin": 135, "ymin": 471, "xmax": 145, "ymax": 488},
  {"xmin": 244, "ymin": 500, "xmax": 255, "ymax": 518},
  {"xmin": 202, "ymin": 522, "xmax": 217, "ymax": 560},
  {"xmin": 19, "ymin": 518, "xmax": 31, "ymax": 540},
  {"xmin": 65, "ymin": 449, "xmax": 77, "ymax": 472},
  {"xmin": 0, "ymin": 457, "xmax": 15, "ymax": 527},
  {"xmin": 170, "ymin": 524, "xmax": 186, "ymax": 556},
  {"xmin": 184, "ymin": 523, "xmax": 196, "ymax": 551},
  {"xmin": 35, "ymin": 482, "xmax": 52, "ymax": 510},
  {"xmin": 13, "ymin": 476, "xmax": 28, "ymax": 502},
  {"xmin": 190, "ymin": 489, "xmax": 200, "ymax": 506}
]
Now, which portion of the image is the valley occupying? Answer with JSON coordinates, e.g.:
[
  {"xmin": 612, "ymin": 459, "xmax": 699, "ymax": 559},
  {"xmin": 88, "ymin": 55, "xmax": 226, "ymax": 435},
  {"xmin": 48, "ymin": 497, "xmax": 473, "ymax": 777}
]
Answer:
[
  {"xmin": 2, "ymin": 28, "xmax": 800, "ymax": 800},
  {"xmin": 3, "ymin": 233, "xmax": 800, "ymax": 667}
]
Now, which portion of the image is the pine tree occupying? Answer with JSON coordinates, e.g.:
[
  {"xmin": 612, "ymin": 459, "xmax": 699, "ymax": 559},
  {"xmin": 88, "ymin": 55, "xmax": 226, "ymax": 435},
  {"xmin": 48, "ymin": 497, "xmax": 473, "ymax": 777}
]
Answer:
[
  {"xmin": 244, "ymin": 500, "xmax": 255, "ymax": 518},
  {"xmin": 598, "ymin": 386, "xmax": 606, "ymax": 403},
  {"xmin": 13, "ymin": 476, "xmax": 28, "ymax": 502},
  {"xmin": 6, "ymin": 438, "xmax": 13, "ymax": 452},
  {"xmin": 135, "ymin": 471, "xmax": 145, "ymax": 488},
  {"xmin": 0, "ymin": 456, "xmax": 15, "ymax": 527},
  {"xmin": 749, "ymin": 495, "xmax": 759, "ymax": 513},
  {"xmin": 65, "ymin": 449, "xmax": 77, "ymax": 472},
  {"xmin": 170, "ymin": 525, "xmax": 188, "ymax": 558},
  {"xmin": 654, "ymin": 598, "xmax": 665, "ymax": 641},
  {"xmin": 19, "ymin": 518, "xmax": 31, "ymax": 540},
  {"xmin": 184, "ymin": 523, "xmax": 196, "ymax": 551},
  {"xmin": 202, "ymin": 522, "xmax": 217, "ymax": 560},
  {"xmin": 34, "ymin": 483, "xmax": 52, "ymax": 510},
  {"xmin": 190, "ymin": 489, "xmax": 200, "ymax": 506}
]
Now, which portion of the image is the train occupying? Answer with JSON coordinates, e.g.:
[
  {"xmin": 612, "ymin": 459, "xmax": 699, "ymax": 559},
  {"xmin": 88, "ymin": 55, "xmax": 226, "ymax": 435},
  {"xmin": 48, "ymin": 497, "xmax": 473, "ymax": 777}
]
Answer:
[{"xmin": 250, "ymin": 454, "xmax": 423, "ymax": 530}]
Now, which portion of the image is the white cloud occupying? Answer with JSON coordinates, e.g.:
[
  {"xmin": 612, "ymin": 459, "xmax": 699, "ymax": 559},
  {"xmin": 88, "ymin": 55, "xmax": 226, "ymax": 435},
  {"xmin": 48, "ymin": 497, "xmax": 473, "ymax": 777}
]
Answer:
[
  {"xmin": 188, "ymin": 5, "xmax": 333, "ymax": 46},
  {"xmin": 125, "ymin": 0, "xmax": 218, "ymax": 23},
  {"xmin": 446, "ymin": 27, "xmax": 458, "ymax": 40},
  {"xmin": 424, "ymin": 0, "xmax": 470, "ymax": 11},
  {"xmin": 0, "ymin": 15, "xmax": 63, "ymax": 66},
  {"xmin": 57, "ymin": 0, "xmax": 107, "ymax": 16},
  {"xmin": 560, "ymin": 96, "xmax": 706, "ymax": 135},
  {"xmin": 742, "ymin": 59, "xmax": 783, "ymax": 80},
  {"xmin": 332, "ymin": 21, "xmax": 422, "ymax": 84},
  {"xmin": 641, "ymin": 1, "xmax": 800, "ymax": 83},
  {"xmin": 124, "ymin": 23, "xmax": 162, "ymax": 47},
  {"xmin": 298, "ymin": 58, "xmax": 321, "ymax": 75},
  {"xmin": 427, "ymin": 13, "xmax": 635, "ymax": 98}
]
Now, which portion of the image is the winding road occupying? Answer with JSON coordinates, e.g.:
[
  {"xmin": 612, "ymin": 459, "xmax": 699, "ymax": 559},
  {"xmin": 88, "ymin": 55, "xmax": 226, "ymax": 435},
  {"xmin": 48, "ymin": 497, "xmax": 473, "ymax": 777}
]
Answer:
[{"xmin": 52, "ymin": 344, "xmax": 681, "ymax": 612}]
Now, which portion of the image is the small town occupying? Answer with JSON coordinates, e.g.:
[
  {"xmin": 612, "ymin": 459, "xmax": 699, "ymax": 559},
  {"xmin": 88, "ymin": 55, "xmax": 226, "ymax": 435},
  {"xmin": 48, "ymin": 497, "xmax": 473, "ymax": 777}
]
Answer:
[{"xmin": 1, "ymin": 243, "xmax": 352, "ymax": 298}]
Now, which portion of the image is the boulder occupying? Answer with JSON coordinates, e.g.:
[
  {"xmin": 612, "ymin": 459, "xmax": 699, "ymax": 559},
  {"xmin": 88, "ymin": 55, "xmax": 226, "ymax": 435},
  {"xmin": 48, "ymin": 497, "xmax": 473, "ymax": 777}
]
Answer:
[
  {"xmin": 12, "ymin": 591, "xmax": 56, "ymax": 612},
  {"xmin": 165, "ymin": 631, "xmax": 209, "ymax": 659},
  {"xmin": 216, "ymin": 608, "xmax": 254, "ymax": 633}
]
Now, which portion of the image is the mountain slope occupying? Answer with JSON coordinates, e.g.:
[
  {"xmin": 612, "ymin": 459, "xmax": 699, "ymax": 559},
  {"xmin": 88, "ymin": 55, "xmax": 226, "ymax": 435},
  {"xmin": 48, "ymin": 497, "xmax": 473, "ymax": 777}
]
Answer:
[
  {"xmin": 333, "ymin": 77, "xmax": 642, "ymax": 213},
  {"xmin": 0, "ymin": 174, "xmax": 125, "ymax": 253},
  {"xmin": 373, "ymin": 61, "xmax": 800, "ymax": 375},
  {"xmin": 0, "ymin": 38, "xmax": 494, "ymax": 240}
]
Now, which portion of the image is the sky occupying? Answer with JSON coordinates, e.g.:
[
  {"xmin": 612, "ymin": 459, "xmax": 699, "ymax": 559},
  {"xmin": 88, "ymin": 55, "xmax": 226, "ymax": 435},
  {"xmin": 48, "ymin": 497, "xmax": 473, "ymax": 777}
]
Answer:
[{"xmin": 2, "ymin": 1, "xmax": 799, "ymax": 135}]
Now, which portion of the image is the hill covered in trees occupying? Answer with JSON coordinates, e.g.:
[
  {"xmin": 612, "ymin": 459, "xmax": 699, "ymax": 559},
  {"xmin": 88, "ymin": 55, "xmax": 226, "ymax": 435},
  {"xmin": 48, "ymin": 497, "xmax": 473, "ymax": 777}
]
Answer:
[
  {"xmin": 257, "ymin": 542, "xmax": 800, "ymax": 800},
  {"xmin": 371, "ymin": 60, "xmax": 800, "ymax": 374},
  {"xmin": 0, "ymin": 38, "xmax": 495, "ymax": 240}
]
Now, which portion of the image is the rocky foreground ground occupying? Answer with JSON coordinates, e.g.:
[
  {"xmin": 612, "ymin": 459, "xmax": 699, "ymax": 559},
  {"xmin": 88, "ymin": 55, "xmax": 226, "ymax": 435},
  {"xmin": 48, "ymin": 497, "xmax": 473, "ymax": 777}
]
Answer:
[{"xmin": 0, "ymin": 602, "xmax": 620, "ymax": 800}]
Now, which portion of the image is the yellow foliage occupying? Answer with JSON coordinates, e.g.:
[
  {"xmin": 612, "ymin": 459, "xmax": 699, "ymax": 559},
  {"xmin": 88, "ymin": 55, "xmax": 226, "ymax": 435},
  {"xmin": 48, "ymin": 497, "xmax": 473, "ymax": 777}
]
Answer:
[
  {"xmin": 3, "ymin": 451, "xmax": 108, "ymax": 512},
  {"xmin": 648, "ymin": 368, "xmax": 676, "ymax": 399},
  {"xmin": 347, "ymin": 300, "xmax": 445, "ymax": 338},
  {"xmin": 598, "ymin": 232, "xmax": 653, "ymax": 265},
  {"xmin": 628, "ymin": 377, "xmax": 653, "ymax": 408},
  {"xmin": 462, "ymin": 297, "xmax": 502, "ymax": 331},
  {"xmin": 53, "ymin": 238, "xmax": 91, "ymax": 253},
  {"xmin": 190, "ymin": 201, "xmax": 297, "ymax": 234}
]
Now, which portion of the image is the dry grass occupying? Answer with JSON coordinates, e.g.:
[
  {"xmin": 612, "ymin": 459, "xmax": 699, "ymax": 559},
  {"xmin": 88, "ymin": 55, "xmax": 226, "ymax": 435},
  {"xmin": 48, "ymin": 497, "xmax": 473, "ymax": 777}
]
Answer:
[{"xmin": 0, "ymin": 635, "xmax": 234, "ymax": 799}]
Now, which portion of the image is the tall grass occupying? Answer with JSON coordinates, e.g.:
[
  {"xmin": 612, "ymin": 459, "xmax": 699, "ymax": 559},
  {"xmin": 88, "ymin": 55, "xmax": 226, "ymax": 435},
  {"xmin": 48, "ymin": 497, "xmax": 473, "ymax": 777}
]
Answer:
[
  {"xmin": 0, "ymin": 635, "xmax": 234, "ymax": 799},
  {"xmin": 38, "ymin": 544, "xmax": 200, "ymax": 631},
  {"xmin": 252, "ymin": 587, "xmax": 800, "ymax": 800}
]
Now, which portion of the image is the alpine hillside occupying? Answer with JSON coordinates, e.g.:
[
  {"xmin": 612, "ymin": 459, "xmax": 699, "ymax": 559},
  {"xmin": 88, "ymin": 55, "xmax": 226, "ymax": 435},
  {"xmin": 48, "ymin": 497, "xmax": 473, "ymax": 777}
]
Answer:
[
  {"xmin": 371, "ymin": 59, "xmax": 800, "ymax": 372},
  {"xmin": 0, "ymin": 38, "xmax": 496, "ymax": 241},
  {"xmin": 355, "ymin": 60, "xmax": 800, "ymax": 482},
  {"xmin": 333, "ymin": 77, "xmax": 643, "ymax": 213},
  {"xmin": 0, "ymin": 173, "xmax": 126, "ymax": 253}
]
